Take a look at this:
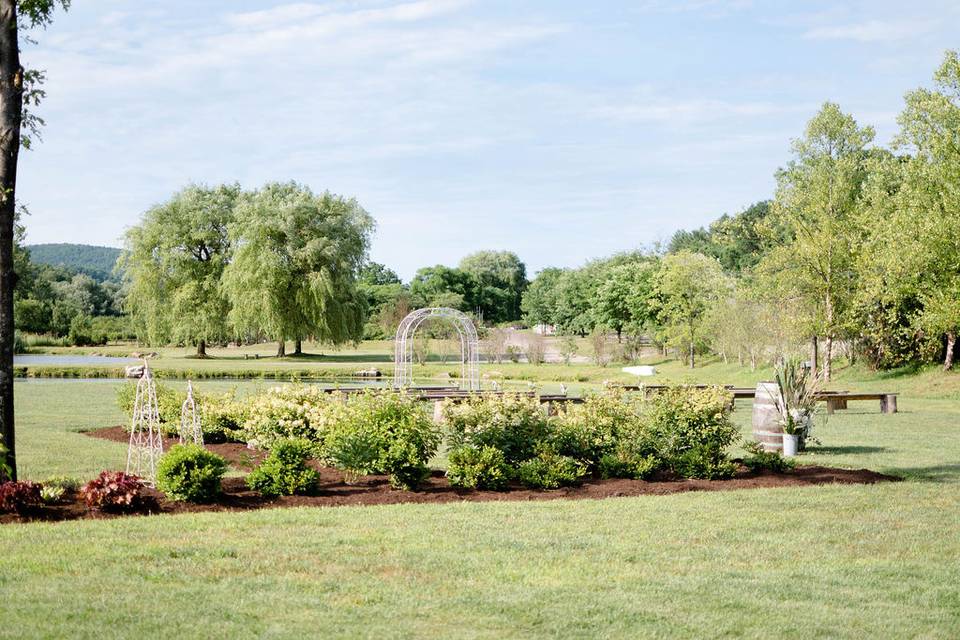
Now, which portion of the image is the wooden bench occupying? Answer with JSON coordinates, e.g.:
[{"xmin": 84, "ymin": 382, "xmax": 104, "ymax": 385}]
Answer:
[{"xmin": 819, "ymin": 392, "xmax": 898, "ymax": 414}]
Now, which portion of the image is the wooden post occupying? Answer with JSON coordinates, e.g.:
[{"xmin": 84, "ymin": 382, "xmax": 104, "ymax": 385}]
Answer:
[
  {"xmin": 880, "ymin": 394, "xmax": 898, "ymax": 414},
  {"xmin": 432, "ymin": 400, "xmax": 444, "ymax": 424}
]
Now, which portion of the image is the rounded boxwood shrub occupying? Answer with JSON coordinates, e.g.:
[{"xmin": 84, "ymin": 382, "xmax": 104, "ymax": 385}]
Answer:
[
  {"xmin": 156, "ymin": 444, "xmax": 227, "ymax": 502},
  {"xmin": 246, "ymin": 438, "xmax": 320, "ymax": 498},
  {"xmin": 447, "ymin": 445, "xmax": 511, "ymax": 490}
]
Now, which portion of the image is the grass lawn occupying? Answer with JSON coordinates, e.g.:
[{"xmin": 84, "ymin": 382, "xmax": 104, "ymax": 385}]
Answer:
[{"xmin": 3, "ymin": 376, "xmax": 959, "ymax": 638}]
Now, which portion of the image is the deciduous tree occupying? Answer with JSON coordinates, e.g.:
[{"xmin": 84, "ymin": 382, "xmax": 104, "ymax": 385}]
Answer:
[{"xmin": 222, "ymin": 182, "xmax": 373, "ymax": 356}]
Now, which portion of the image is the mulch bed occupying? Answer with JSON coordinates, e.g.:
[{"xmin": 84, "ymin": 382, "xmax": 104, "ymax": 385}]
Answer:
[{"xmin": 0, "ymin": 427, "xmax": 899, "ymax": 525}]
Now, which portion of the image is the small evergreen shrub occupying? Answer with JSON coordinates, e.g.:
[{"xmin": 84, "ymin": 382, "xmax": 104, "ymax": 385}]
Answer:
[
  {"xmin": 246, "ymin": 438, "xmax": 320, "ymax": 497},
  {"xmin": 156, "ymin": 444, "xmax": 227, "ymax": 502},
  {"xmin": 0, "ymin": 481, "xmax": 42, "ymax": 513},
  {"xmin": 743, "ymin": 442, "xmax": 796, "ymax": 473},
  {"xmin": 517, "ymin": 450, "xmax": 587, "ymax": 489},
  {"xmin": 82, "ymin": 471, "xmax": 151, "ymax": 512},
  {"xmin": 447, "ymin": 445, "xmax": 511, "ymax": 490},
  {"xmin": 673, "ymin": 444, "xmax": 737, "ymax": 480}
]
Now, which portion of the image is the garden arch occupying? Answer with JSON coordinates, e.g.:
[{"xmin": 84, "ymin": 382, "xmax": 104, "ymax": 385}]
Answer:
[{"xmin": 393, "ymin": 307, "xmax": 480, "ymax": 390}]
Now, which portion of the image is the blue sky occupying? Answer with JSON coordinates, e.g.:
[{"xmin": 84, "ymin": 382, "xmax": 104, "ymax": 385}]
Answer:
[{"xmin": 18, "ymin": 0, "xmax": 960, "ymax": 280}]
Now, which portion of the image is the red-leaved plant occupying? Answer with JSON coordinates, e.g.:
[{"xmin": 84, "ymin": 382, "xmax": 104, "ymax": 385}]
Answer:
[
  {"xmin": 0, "ymin": 481, "xmax": 42, "ymax": 514},
  {"xmin": 82, "ymin": 471, "xmax": 152, "ymax": 512}
]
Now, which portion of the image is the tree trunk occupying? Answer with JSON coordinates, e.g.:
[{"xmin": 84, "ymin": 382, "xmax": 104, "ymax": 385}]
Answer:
[
  {"xmin": 823, "ymin": 335, "xmax": 833, "ymax": 381},
  {"xmin": 294, "ymin": 339, "xmax": 302, "ymax": 355},
  {"xmin": 616, "ymin": 328, "xmax": 622, "ymax": 343},
  {"xmin": 0, "ymin": 0, "xmax": 22, "ymax": 480},
  {"xmin": 688, "ymin": 342, "xmax": 695, "ymax": 368},
  {"xmin": 196, "ymin": 339, "xmax": 206, "ymax": 357},
  {"xmin": 944, "ymin": 331, "xmax": 956, "ymax": 371},
  {"xmin": 811, "ymin": 336, "xmax": 819, "ymax": 378},
  {"xmin": 276, "ymin": 340, "xmax": 286, "ymax": 358}
]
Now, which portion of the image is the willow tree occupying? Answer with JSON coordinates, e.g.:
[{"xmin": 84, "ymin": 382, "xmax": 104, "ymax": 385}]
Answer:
[
  {"xmin": 1, "ymin": 0, "xmax": 69, "ymax": 480},
  {"xmin": 763, "ymin": 103, "xmax": 874, "ymax": 380},
  {"xmin": 120, "ymin": 184, "xmax": 239, "ymax": 356},
  {"xmin": 222, "ymin": 182, "xmax": 373, "ymax": 356}
]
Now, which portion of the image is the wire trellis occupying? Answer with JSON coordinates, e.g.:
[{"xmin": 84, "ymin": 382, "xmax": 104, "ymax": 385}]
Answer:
[
  {"xmin": 393, "ymin": 307, "xmax": 480, "ymax": 391},
  {"xmin": 126, "ymin": 360, "xmax": 164, "ymax": 485},
  {"xmin": 179, "ymin": 381, "xmax": 203, "ymax": 446}
]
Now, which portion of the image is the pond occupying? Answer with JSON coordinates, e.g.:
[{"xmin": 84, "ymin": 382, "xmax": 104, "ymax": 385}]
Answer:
[{"xmin": 14, "ymin": 354, "xmax": 138, "ymax": 366}]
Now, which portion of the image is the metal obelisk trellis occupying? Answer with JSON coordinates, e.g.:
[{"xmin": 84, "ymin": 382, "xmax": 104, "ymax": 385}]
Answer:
[
  {"xmin": 393, "ymin": 307, "xmax": 480, "ymax": 391},
  {"xmin": 126, "ymin": 360, "xmax": 163, "ymax": 485},
  {"xmin": 179, "ymin": 381, "xmax": 203, "ymax": 445}
]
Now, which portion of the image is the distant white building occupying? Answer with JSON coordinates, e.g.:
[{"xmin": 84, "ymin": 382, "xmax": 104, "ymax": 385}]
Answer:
[{"xmin": 532, "ymin": 323, "xmax": 556, "ymax": 336}]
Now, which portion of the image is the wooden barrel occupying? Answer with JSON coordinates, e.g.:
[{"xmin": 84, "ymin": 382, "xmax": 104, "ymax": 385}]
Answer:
[{"xmin": 752, "ymin": 382, "xmax": 783, "ymax": 451}]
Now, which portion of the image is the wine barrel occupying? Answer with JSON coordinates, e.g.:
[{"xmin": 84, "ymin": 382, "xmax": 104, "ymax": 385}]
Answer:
[{"xmin": 752, "ymin": 382, "xmax": 783, "ymax": 451}]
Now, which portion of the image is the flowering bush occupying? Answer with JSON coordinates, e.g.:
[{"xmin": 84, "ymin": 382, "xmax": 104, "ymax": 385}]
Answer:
[
  {"xmin": 236, "ymin": 386, "xmax": 343, "ymax": 450},
  {"xmin": 82, "ymin": 471, "xmax": 151, "ymax": 512},
  {"xmin": 0, "ymin": 481, "xmax": 42, "ymax": 513}
]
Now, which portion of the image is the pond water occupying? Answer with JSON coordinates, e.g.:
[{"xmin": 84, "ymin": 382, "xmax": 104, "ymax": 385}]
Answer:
[{"xmin": 14, "ymin": 354, "xmax": 138, "ymax": 366}]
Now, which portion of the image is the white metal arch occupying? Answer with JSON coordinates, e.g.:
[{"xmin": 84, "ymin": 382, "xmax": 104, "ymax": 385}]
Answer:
[{"xmin": 393, "ymin": 307, "xmax": 480, "ymax": 390}]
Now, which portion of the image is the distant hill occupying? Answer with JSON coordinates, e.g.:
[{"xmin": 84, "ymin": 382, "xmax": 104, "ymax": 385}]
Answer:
[{"xmin": 26, "ymin": 243, "xmax": 122, "ymax": 282}]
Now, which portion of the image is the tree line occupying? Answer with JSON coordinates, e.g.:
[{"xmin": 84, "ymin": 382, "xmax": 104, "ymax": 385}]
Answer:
[{"xmin": 521, "ymin": 51, "xmax": 960, "ymax": 377}]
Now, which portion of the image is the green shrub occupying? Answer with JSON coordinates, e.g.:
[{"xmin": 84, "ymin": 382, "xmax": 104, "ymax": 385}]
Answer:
[
  {"xmin": 598, "ymin": 448, "xmax": 660, "ymax": 480},
  {"xmin": 446, "ymin": 445, "xmax": 511, "ymax": 490},
  {"xmin": 325, "ymin": 392, "xmax": 441, "ymax": 490},
  {"xmin": 325, "ymin": 427, "xmax": 382, "ymax": 484},
  {"xmin": 674, "ymin": 444, "xmax": 736, "ymax": 480},
  {"xmin": 443, "ymin": 394, "xmax": 550, "ymax": 464},
  {"xmin": 200, "ymin": 391, "xmax": 250, "ymax": 443},
  {"xmin": 550, "ymin": 390, "xmax": 647, "ymax": 467},
  {"xmin": 156, "ymin": 444, "xmax": 227, "ymax": 502},
  {"xmin": 246, "ymin": 438, "xmax": 320, "ymax": 498},
  {"xmin": 743, "ymin": 442, "xmax": 796, "ymax": 473},
  {"xmin": 517, "ymin": 450, "xmax": 586, "ymax": 489},
  {"xmin": 646, "ymin": 385, "xmax": 738, "ymax": 461}
]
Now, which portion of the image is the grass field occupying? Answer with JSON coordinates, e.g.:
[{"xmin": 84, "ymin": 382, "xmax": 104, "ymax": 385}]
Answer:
[{"xmin": 4, "ymin": 366, "xmax": 960, "ymax": 638}]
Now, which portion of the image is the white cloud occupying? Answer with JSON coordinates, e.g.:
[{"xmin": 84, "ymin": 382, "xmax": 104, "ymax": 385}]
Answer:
[{"xmin": 804, "ymin": 19, "xmax": 936, "ymax": 43}]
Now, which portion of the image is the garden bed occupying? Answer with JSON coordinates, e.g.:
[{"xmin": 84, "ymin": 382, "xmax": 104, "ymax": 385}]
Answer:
[{"xmin": 0, "ymin": 427, "xmax": 899, "ymax": 525}]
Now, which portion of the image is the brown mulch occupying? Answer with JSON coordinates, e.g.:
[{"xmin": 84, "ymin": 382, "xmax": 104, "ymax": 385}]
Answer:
[{"xmin": 0, "ymin": 427, "xmax": 900, "ymax": 525}]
